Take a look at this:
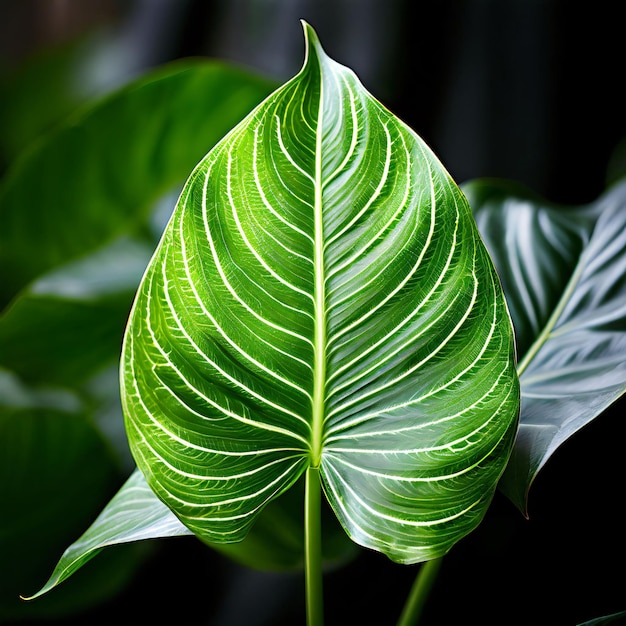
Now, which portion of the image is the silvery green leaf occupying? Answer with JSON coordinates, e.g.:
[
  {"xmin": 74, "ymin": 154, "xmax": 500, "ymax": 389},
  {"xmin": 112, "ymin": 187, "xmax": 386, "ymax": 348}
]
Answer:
[{"xmin": 466, "ymin": 178, "xmax": 626, "ymax": 513}]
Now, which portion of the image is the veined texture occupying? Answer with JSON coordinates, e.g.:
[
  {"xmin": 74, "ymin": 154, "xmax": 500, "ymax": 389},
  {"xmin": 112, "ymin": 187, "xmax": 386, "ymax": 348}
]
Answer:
[{"xmin": 121, "ymin": 22, "xmax": 519, "ymax": 563}]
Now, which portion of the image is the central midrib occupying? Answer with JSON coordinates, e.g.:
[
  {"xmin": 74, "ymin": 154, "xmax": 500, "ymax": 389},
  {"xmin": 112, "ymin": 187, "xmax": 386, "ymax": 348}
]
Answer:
[{"xmin": 310, "ymin": 78, "xmax": 326, "ymax": 468}]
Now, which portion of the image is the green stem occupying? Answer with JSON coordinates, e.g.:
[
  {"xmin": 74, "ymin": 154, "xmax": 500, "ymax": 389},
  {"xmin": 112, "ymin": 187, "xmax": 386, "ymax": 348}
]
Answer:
[
  {"xmin": 305, "ymin": 466, "xmax": 324, "ymax": 626},
  {"xmin": 396, "ymin": 557, "xmax": 443, "ymax": 626}
]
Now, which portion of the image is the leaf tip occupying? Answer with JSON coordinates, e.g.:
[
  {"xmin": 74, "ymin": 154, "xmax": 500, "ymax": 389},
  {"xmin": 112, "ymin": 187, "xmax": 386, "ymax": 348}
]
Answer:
[
  {"xmin": 299, "ymin": 20, "xmax": 327, "ymax": 68},
  {"xmin": 19, "ymin": 587, "xmax": 47, "ymax": 602},
  {"xmin": 18, "ymin": 571, "xmax": 63, "ymax": 601},
  {"xmin": 299, "ymin": 19, "xmax": 317, "ymax": 42}
]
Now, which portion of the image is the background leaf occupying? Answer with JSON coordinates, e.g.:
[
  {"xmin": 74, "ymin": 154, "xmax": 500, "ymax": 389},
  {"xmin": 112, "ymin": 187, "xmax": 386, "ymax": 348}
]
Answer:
[
  {"xmin": 0, "ymin": 57, "xmax": 277, "ymax": 615},
  {"xmin": 0, "ymin": 59, "xmax": 275, "ymax": 307},
  {"xmin": 465, "ymin": 178, "xmax": 626, "ymax": 513},
  {"xmin": 0, "ymin": 372, "xmax": 144, "ymax": 620},
  {"xmin": 122, "ymin": 23, "xmax": 519, "ymax": 565},
  {"xmin": 0, "ymin": 237, "xmax": 152, "ymax": 387}
]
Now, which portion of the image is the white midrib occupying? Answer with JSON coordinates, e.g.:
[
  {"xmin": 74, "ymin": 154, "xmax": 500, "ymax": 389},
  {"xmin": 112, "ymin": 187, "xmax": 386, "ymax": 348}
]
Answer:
[{"xmin": 311, "ymin": 79, "xmax": 326, "ymax": 468}]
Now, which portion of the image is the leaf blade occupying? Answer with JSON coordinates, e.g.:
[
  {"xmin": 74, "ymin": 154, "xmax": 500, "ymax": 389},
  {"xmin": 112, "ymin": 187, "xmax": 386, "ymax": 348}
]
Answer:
[{"xmin": 122, "ymin": 22, "xmax": 519, "ymax": 563}]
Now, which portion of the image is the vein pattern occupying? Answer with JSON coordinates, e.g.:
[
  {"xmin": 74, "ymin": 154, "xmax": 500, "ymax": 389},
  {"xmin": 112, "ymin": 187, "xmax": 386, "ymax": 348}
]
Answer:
[{"xmin": 121, "ymin": 24, "xmax": 519, "ymax": 561}]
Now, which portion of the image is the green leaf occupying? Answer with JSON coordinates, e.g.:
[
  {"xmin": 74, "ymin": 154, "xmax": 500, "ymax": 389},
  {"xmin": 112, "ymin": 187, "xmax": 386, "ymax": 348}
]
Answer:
[
  {"xmin": 0, "ymin": 59, "xmax": 275, "ymax": 307},
  {"xmin": 465, "ymin": 178, "xmax": 626, "ymax": 513},
  {"xmin": 0, "ymin": 237, "xmax": 152, "ymax": 387},
  {"xmin": 122, "ymin": 23, "xmax": 519, "ymax": 565},
  {"xmin": 0, "ymin": 372, "xmax": 143, "ymax": 619},
  {"xmin": 22, "ymin": 468, "xmax": 192, "ymax": 601}
]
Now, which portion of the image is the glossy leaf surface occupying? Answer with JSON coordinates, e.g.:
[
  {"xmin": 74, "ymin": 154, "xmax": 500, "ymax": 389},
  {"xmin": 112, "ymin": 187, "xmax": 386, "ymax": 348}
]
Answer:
[
  {"xmin": 122, "ymin": 24, "xmax": 519, "ymax": 564},
  {"xmin": 466, "ymin": 178, "xmax": 626, "ymax": 513},
  {"xmin": 22, "ymin": 468, "xmax": 192, "ymax": 600}
]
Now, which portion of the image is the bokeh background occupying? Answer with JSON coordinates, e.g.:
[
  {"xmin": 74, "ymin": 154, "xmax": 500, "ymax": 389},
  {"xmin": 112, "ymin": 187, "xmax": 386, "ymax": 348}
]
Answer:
[{"xmin": 1, "ymin": 1, "xmax": 625, "ymax": 625}]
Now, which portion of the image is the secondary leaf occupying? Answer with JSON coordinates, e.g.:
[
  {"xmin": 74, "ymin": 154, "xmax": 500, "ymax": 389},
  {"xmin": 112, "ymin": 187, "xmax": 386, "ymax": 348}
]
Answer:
[
  {"xmin": 122, "ymin": 23, "xmax": 519, "ymax": 565},
  {"xmin": 465, "ymin": 178, "xmax": 626, "ymax": 513},
  {"xmin": 0, "ymin": 372, "xmax": 142, "ymax": 619},
  {"xmin": 0, "ymin": 59, "xmax": 275, "ymax": 307},
  {"xmin": 0, "ymin": 237, "xmax": 152, "ymax": 387},
  {"xmin": 22, "ymin": 468, "xmax": 192, "ymax": 600}
]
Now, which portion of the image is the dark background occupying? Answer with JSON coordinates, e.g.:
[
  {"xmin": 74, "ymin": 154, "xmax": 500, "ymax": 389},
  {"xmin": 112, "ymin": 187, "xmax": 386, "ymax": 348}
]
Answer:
[{"xmin": 1, "ymin": 1, "xmax": 625, "ymax": 625}]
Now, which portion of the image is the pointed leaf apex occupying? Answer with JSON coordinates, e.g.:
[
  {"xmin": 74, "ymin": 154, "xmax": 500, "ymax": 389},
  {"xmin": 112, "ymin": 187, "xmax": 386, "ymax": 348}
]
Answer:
[{"xmin": 300, "ymin": 21, "xmax": 328, "ymax": 69}]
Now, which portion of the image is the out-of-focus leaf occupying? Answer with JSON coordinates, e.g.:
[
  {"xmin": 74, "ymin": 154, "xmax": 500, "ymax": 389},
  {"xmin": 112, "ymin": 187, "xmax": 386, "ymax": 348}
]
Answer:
[
  {"xmin": 0, "ymin": 37, "xmax": 92, "ymax": 166},
  {"xmin": 465, "ymin": 178, "xmax": 626, "ymax": 514},
  {"xmin": 0, "ymin": 59, "xmax": 275, "ymax": 307},
  {"xmin": 578, "ymin": 611, "xmax": 626, "ymax": 626},
  {"xmin": 84, "ymin": 364, "xmax": 135, "ymax": 473},
  {"xmin": 0, "ymin": 237, "xmax": 152, "ymax": 387},
  {"xmin": 0, "ymin": 371, "xmax": 144, "ymax": 620}
]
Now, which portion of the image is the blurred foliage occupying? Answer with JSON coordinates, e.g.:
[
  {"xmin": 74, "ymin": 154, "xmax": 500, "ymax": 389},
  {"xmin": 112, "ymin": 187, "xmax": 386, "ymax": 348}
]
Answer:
[
  {"xmin": 0, "ymin": 373, "xmax": 147, "ymax": 619},
  {"xmin": 0, "ymin": 37, "xmax": 93, "ymax": 169}
]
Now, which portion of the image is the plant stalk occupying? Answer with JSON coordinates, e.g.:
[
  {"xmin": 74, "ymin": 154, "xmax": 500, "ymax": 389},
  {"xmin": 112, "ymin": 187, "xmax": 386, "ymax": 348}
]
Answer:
[
  {"xmin": 305, "ymin": 466, "xmax": 324, "ymax": 626},
  {"xmin": 396, "ymin": 557, "xmax": 443, "ymax": 626}
]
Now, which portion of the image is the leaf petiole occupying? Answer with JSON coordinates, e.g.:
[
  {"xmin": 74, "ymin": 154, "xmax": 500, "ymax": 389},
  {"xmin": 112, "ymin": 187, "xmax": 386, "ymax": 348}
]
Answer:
[
  {"xmin": 305, "ymin": 466, "xmax": 324, "ymax": 626},
  {"xmin": 396, "ymin": 557, "xmax": 443, "ymax": 626}
]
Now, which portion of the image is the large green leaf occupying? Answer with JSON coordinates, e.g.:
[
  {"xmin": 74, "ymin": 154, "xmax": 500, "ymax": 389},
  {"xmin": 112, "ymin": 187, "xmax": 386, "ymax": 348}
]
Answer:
[
  {"xmin": 122, "ymin": 23, "xmax": 519, "ymax": 564},
  {"xmin": 0, "ymin": 59, "xmax": 275, "ymax": 307},
  {"xmin": 465, "ymin": 178, "xmax": 626, "ymax": 513}
]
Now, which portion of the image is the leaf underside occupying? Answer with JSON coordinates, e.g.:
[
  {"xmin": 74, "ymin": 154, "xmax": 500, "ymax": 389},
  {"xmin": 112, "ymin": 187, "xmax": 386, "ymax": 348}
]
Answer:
[
  {"xmin": 121, "ymin": 23, "xmax": 519, "ymax": 564},
  {"xmin": 466, "ymin": 178, "xmax": 626, "ymax": 514}
]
